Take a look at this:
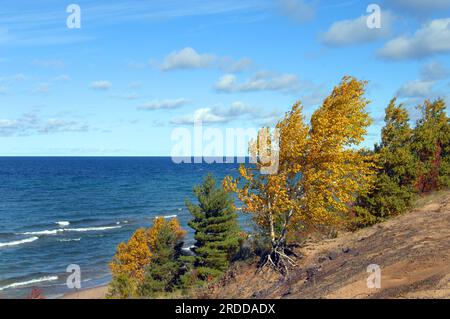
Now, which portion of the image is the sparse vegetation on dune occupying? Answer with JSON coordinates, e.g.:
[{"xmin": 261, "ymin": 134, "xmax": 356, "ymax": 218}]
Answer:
[
  {"xmin": 198, "ymin": 190, "xmax": 450, "ymax": 299},
  {"xmin": 107, "ymin": 75, "xmax": 449, "ymax": 299}
]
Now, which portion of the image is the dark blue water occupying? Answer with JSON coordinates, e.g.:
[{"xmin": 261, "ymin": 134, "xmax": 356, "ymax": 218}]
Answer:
[{"xmin": 0, "ymin": 157, "xmax": 248, "ymax": 298}]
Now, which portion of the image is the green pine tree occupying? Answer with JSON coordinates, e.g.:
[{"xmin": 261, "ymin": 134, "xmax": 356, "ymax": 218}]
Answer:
[
  {"xmin": 139, "ymin": 220, "xmax": 185, "ymax": 297},
  {"xmin": 413, "ymin": 98, "xmax": 450, "ymax": 192},
  {"xmin": 353, "ymin": 98, "xmax": 417, "ymax": 227},
  {"xmin": 107, "ymin": 274, "xmax": 137, "ymax": 299},
  {"xmin": 185, "ymin": 174, "xmax": 242, "ymax": 281}
]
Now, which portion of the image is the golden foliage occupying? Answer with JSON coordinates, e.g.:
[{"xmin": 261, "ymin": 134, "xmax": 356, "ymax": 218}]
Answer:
[
  {"xmin": 110, "ymin": 228, "xmax": 152, "ymax": 283},
  {"xmin": 224, "ymin": 76, "xmax": 376, "ymax": 247},
  {"xmin": 110, "ymin": 217, "xmax": 186, "ymax": 284},
  {"xmin": 147, "ymin": 217, "xmax": 186, "ymax": 249}
]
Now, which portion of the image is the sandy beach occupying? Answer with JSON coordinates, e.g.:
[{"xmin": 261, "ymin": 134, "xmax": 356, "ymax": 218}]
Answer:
[{"xmin": 62, "ymin": 285, "xmax": 108, "ymax": 299}]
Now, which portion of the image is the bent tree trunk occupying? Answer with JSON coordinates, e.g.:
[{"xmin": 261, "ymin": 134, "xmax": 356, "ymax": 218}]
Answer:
[{"xmin": 259, "ymin": 209, "xmax": 296, "ymax": 276}]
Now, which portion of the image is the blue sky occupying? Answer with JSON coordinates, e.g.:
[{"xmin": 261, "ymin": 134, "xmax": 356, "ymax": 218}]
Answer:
[{"xmin": 0, "ymin": 0, "xmax": 449, "ymax": 156}]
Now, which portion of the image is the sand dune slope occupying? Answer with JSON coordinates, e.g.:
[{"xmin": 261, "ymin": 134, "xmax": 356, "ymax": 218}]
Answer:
[{"xmin": 205, "ymin": 191, "xmax": 450, "ymax": 299}]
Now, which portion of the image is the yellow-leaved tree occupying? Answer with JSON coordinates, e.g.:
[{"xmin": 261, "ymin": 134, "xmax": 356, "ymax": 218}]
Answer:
[
  {"xmin": 224, "ymin": 76, "xmax": 376, "ymax": 274},
  {"xmin": 109, "ymin": 217, "xmax": 185, "ymax": 297}
]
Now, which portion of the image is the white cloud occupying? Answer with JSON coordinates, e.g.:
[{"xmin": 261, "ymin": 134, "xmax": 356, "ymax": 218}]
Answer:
[
  {"xmin": 161, "ymin": 47, "xmax": 216, "ymax": 71},
  {"xmin": 90, "ymin": 80, "xmax": 112, "ymax": 90},
  {"xmin": 138, "ymin": 98, "xmax": 190, "ymax": 110},
  {"xmin": 213, "ymin": 101, "xmax": 257, "ymax": 118},
  {"xmin": 420, "ymin": 62, "xmax": 449, "ymax": 81},
  {"xmin": 0, "ymin": 119, "xmax": 16, "ymax": 128},
  {"xmin": 0, "ymin": 112, "xmax": 90, "ymax": 136},
  {"xmin": 159, "ymin": 47, "xmax": 252, "ymax": 72},
  {"xmin": 378, "ymin": 18, "xmax": 450, "ymax": 60},
  {"xmin": 397, "ymin": 61, "xmax": 449, "ymax": 99},
  {"xmin": 277, "ymin": 0, "xmax": 316, "ymax": 23},
  {"xmin": 256, "ymin": 111, "xmax": 283, "ymax": 127},
  {"xmin": 215, "ymin": 74, "xmax": 238, "ymax": 91},
  {"xmin": 215, "ymin": 72, "xmax": 302, "ymax": 93},
  {"xmin": 322, "ymin": 11, "xmax": 395, "ymax": 46},
  {"xmin": 397, "ymin": 80, "xmax": 435, "ymax": 98},
  {"xmin": 171, "ymin": 101, "xmax": 282, "ymax": 126},
  {"xmin": 219, "ymin": 57, "xmax": 253, "ymax": 72},
  {"xmin": 171, "ymin": 108, "xmax": 227, "ymax": 124},
  {"xmin": 40, "ymin": 119, "xmax": 89, "ymax": 134},
  {"xmin": 0, "ymin": 86, "xmax": 6, "ymax": 94}
]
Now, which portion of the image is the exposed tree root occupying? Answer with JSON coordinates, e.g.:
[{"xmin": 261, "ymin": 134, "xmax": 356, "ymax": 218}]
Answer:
[{"xmin": 257, "ymin": 245, "xmax": 298, "ymax": 277}]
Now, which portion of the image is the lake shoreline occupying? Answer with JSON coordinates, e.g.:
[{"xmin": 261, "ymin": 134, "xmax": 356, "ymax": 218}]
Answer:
[{"xmin": 61, "ymin": 285, "xmax": 108, "ymax": 299}]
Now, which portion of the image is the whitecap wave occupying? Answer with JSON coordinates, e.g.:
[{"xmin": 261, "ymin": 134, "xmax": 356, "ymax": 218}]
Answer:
[
  {"xmin": 0, "ymin": 236, "xmax": 39, "ymax": 248},
  {"xmin": 0, "ymin": 276, "xmax": 58, "ymax": 291},
  {"xmin": 56, "ymin": 221, "xmax": 70, "ymax": 227},
  {"xmin": 64, "ymin": 226, "xmax": 121, "ymax": 232},
  {"xmin": 162, "ymin": 214, "xmax": 177, "ymax": 219},
  {"xmin": 20, "ymin": 230, "xmax": 61, "ymax": 236},
  {"xmin": 18, "ymin": 225, "xmax": 121, "ymax": 236}
]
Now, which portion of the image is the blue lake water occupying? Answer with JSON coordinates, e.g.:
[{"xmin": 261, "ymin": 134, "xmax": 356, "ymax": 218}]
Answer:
[{"xmin": 0, "ymin": 157, "xmax": 249, "ymax": 298}]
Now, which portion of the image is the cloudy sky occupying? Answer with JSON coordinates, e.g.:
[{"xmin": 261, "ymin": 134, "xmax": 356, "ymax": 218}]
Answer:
[{"xmin": 0, "ymin": 0, "xmax": 449, "ymax": 156}]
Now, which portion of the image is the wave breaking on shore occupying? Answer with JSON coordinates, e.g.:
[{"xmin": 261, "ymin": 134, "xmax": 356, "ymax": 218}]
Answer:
[{"xmin": 0, "ymin": 276, "xmax": 58, "ymax": 291}]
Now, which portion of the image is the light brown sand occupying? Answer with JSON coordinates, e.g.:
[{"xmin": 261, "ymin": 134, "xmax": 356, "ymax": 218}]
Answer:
[
  {"xmin": 62, "ymin": 285, "xmax": 108, "ymax": 299},
  {"xmin": 204, "ymin": 191, "xmax": 450, "ymax": 299}
]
